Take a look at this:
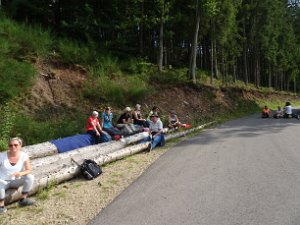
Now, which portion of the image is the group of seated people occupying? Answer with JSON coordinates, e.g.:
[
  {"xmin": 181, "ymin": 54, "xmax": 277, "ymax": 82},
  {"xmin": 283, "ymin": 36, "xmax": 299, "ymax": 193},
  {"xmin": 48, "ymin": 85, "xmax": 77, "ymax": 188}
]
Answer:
[
  {"xmin": 86, "ymin": 104, "xmax": 189, "ymax": 150},
  {"xmin": 261, "ymin": 102, "xmax": 299, "ymax": 119},
  {"xmin": 0, "ymin": 105, "xmax": 189, "ymax": 214}
]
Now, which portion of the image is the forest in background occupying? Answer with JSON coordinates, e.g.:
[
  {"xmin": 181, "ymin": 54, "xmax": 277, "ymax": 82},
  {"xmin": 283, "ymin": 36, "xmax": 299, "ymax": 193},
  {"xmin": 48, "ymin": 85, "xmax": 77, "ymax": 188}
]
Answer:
[
  {"xmin": 1, "ymin": 0, "xmax": 300, "ymax": 91},
  {"xmin": 0, "ymin": 1, "xmax": 300, "ymax": 149}
]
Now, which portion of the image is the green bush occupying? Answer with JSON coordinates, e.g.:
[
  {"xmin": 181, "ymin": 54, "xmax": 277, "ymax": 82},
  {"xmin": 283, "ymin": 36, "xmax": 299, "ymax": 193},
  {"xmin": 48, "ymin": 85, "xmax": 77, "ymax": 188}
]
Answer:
[
  {"xmin": 12, "ymin": 112, "xmax": 87, "ymax": 145},
  {"xmin": 0, "ymin": 17, "xmax": 52, "ymax": 58},
  {"xmin": 0, "ymin": 57, "xmax": 36, "ymax": 102},
  {"xmin": 56, "ymin": 39, "xmax": 96, "ymax": 64},
  {"xmin": 0, "ymin": 103, "xmax": 15, "ymax": 151},
  {"xmin": 83, "ymin": 75, "xmax": 149, "ymax": 105}
]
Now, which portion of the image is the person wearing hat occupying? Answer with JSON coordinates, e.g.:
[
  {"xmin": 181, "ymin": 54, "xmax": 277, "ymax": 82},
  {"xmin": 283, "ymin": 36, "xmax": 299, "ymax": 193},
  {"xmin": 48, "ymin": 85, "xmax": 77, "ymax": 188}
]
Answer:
[
  {"xmin": 116, "ymin": 107, "xmax": 137, "ymax": 136},
  {"xmin": 132, "ymin": 104, "xmax": 149, "ymax": 128},
  {"xmin": 86, "ymin": 111, "xmax": 110, "ymax": 144},
  {"xmin": 142, "ymin": 112, "xmax": 165, "ymax": 150}
]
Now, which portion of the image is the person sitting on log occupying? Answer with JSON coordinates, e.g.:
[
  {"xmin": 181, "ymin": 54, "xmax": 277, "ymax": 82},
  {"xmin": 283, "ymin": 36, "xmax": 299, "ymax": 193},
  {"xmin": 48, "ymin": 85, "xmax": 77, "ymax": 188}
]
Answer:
[
  {"xmin": 86, "ymin": 111, "xmax": 111, "ymax": 144},
  {"xmin": 116, "ymin": 107, "xmax": 138, "ymax": 136},
  {"xmin": 0, "ymin": 137, "xmax": 35, "ymax": 214},
  {"xmin": 261, "ymin": 105, "xmax": 271, "ymax": 118},
  {"xmin": 132, "ymin": 104, "xmax": 149, "ymax": 128},
  {"xmin": 101, "ymin": 107, "xmax": 122, "ymax": 140},
  {"xmin": 168, "ymin": 110, "xmax": 189, "ymax": 129},
  {"xmin": 142, "ymin": 113, "xmax": 165, "ymax": 151}
]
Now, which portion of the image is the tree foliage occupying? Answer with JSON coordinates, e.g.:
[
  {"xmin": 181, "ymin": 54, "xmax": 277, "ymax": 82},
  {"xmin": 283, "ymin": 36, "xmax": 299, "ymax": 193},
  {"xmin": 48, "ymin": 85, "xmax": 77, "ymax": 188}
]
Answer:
[{"xmin": 1, "ymin": 0, "xmax": 300, "ymax": 91}]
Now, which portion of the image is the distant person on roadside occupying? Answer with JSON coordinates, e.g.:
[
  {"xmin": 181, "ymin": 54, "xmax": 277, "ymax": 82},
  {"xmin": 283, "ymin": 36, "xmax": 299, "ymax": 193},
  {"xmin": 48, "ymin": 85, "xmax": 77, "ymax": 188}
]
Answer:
[
  {"xmin": 142, "ymin": 113, "xmax": 165, "ymax": 151},
  {"xmin": 273, "ymin": 106, "xmax": 284, "ymax": 119},
  {"xmin": 0, "ymin": 137, "xmax": 35, "ymax": 214},
  {"xmin": 101, "ymin": 107, "xmax": 122, "ymax": 140},
  {"xmin": 261, "ymin": 105, "xmax": 271, "ymax": 118},
  {"xmin": 283, "ymin": 102, "xmax": 299, "ymax": 119},
  {"xmin": 116, "ymin": 107, "xmax": 137, "ymax": 136},
  {"xmin": 132, "ymin": 104, "xmax": 149, "ymax": 128},
  {"xmin": 168, "ymin": 110, "xmax": 186, "ymax": 129},
  {"xmin": 284, "ymin": 102, "xmax": 292, "ymax": 118},
  {"xmin": 86, "ymin": 111, "xmax": 111, "ymax": 143}
]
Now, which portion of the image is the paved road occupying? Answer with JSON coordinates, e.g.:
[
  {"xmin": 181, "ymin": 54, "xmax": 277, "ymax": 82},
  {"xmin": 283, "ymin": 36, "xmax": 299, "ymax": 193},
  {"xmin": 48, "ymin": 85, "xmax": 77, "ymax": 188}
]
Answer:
[{"xmin": 89, "ymin": 114, "xmax": 300, "ymax": 225}]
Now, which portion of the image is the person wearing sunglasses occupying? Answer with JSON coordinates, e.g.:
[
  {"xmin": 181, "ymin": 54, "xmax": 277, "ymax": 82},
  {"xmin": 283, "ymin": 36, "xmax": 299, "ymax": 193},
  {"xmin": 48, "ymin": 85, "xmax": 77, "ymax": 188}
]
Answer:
[{"xmin": 0, "ymin": 137, "xmax": 34, "ymax": 214}]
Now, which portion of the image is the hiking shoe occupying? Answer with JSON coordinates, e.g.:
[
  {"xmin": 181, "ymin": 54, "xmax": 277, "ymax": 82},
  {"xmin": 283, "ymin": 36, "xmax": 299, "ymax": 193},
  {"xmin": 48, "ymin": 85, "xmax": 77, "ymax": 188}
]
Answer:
[
  {"xmin": 18, "ymin": 198, "xmax": 34, "ymax": 207},
  {"xmin": 0, "ymin": 207, "xmax": 7, "ymax": 214},
  {"xmin": 146, "ymin": 142, "xmax": 153, "ymax": 152}
]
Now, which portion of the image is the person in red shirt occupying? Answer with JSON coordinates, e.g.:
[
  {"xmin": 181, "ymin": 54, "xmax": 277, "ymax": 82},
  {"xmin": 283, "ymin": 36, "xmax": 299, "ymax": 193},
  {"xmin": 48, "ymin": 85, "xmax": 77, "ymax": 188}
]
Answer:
[
  {"xmin": 261, "ymin": 106, "xmax": 271, "ymax": 118},
  {"xmin": 86, "ymin": 111, "xmax": 104, "ymax": 144}
]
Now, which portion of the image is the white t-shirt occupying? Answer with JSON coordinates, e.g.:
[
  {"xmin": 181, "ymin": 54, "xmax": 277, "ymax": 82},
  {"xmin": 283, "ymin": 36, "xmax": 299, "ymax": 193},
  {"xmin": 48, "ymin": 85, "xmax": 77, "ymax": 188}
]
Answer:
[
  {"xmin": 0, "ymin": 151, "xmax": 29, "ymax": 180},
  {"xmin": 149, "ymin": 120, "xmax": 163, "ymax": 133},
  {"xmin": 285, "ymin": 105, "xmax": 292, "ymax": 115}
]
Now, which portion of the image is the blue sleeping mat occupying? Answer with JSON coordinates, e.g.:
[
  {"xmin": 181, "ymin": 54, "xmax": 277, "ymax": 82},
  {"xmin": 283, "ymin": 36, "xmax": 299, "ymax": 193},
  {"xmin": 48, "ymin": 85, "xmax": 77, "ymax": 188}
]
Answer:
[{"xmin": 50, "ymin": 134, "xmax": 95, "ymax": 153}]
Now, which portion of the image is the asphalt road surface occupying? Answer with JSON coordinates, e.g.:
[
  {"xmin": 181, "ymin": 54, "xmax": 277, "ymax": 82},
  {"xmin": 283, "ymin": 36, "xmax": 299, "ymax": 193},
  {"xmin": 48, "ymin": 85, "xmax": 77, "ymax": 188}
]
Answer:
[{"xmin": 89, "ymin": 114, "xmax": 300, "ymax": 225}]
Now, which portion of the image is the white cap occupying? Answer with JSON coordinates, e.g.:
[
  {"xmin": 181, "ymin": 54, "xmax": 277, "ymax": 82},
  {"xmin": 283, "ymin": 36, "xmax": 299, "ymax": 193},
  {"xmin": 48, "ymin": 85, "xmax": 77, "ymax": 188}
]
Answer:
[{"xmin": 92, "ymin": 111, "xmax": 99, "ymax": 116}]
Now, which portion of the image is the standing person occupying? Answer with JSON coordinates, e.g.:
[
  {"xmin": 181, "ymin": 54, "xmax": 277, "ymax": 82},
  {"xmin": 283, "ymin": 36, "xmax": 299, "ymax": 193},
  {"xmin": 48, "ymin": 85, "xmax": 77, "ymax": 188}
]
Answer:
[
  {"xmin": 142, "ymin": 113, "xmax": 165, "ymax": 151},
  {"xmin": 116, "ymin": 107, "xmax": 137, "ymax": 136},
  {"xmin": 86, "ymin": 111, "xmax": 110, "ymax": 144},
  {"xmin": 0, "ymin": 137, "xmax": 35, "ymax": 214},
  {"xmin": 132, "ymin": 104, "xmax": 149, "ymax": 128},
  {"xmin": 101, "ymin": 107, "xmax": 121, "ymax": 140}
]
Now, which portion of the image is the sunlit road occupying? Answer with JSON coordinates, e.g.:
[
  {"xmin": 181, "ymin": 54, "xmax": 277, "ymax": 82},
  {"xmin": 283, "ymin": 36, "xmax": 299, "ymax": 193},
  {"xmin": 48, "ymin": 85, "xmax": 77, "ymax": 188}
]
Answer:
[{"xmin": 89, "ymin": 113, "xmax": 300, "ymax": 225}]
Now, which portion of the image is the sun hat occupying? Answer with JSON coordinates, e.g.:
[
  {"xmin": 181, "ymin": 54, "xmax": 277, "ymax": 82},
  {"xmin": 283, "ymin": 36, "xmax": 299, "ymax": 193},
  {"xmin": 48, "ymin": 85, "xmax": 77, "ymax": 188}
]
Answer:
[
  {"xmin": 150, "ymin": 112, "xmax": 159, "ymax": 118},
  {"xmin": 124, "ymin": 107, "xmax": 131, "ymax": 112}
]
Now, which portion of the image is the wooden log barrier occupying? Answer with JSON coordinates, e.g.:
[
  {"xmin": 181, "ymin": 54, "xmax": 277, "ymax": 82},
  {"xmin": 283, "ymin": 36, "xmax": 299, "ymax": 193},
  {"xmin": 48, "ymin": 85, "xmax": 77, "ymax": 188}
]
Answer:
[{"xmin": 4, "ymin": 122, "xmax": 215, "ymax": 204}]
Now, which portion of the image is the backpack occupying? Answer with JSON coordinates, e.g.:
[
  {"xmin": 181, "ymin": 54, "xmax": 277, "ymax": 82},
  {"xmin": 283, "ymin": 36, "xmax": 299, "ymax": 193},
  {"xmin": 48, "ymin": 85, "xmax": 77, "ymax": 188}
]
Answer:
[
  {"xmin": 70, "ymin": 158, "xmax": 102, "ymax": 180},
  {"xmin": 81, "ymin": 159, "xmax": 102, "ymax": 180}
]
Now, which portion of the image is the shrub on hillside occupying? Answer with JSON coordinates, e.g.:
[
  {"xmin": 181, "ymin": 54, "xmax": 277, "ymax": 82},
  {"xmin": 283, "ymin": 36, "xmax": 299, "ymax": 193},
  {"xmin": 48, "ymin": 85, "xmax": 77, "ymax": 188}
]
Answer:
[{"xmin": 0, "ymin": 57, "xmax": 36, "ymax": 103}]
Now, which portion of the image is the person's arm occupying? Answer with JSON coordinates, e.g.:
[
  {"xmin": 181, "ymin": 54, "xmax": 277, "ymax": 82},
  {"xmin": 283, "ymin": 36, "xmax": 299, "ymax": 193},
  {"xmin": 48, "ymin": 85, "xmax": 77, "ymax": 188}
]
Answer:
[
  {"xmin": 101, "ymin": 114, "xmax": 104, "ymax": 128},
  {"xmin": 153, "ymin": 121, "xmax": 163, "ymax": 138},
  {"xmin": 13, "ymin": 159, "xmax": 32, "ymax": 178},
  {"xmin": 96, "ymin": 122, "xmax": 103, "ymax": 134}
]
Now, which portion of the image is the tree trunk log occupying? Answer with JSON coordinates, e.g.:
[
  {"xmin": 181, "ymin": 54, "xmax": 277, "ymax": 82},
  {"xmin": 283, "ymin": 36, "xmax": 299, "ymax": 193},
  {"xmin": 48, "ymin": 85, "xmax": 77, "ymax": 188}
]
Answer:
[{"xmin": 5, "ymin": 123, "xmax": 214, "ymax": 204}]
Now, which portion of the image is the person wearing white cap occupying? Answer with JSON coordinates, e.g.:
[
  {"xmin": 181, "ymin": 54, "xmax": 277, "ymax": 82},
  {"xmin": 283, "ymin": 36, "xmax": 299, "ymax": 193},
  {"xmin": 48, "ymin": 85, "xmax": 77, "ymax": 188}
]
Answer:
[{"xmin": 86, "ymin": 111, "xmax": 106, "ymax": 144}]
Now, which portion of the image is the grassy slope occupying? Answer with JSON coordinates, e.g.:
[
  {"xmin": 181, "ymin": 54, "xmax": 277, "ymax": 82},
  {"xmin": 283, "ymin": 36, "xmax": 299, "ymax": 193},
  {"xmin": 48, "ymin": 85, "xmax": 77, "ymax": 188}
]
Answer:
[{"xmin": 1, "ymin": 15, "xmax": 300, "ymax": 149}]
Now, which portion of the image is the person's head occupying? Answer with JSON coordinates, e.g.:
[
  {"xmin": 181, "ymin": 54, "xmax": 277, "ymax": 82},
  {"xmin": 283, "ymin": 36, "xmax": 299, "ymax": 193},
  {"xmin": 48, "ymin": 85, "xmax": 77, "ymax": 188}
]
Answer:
[
  {"xmin": 150, "ymin": 113, "xmax": 159, "ymax": 122},
  {"xmin": 170, "ymin": 110, "xmax": 176, "ymax": 115},
  {"xmin": 152, "ymin": 106, "xmax": 159, "ymax": 112},
  {"xmin": 124, "ymin": 107, "xmax": 132, "ymax": 114},
  {"xmin": 92, "ymin": 111, "xmax": 99, "ymax": 118},
  {"xmin": 286, "ymin": 102, "xmax": 291, "ymax": 106},
  {"xmin": 105, "ymin": 107, "xmax": 111, "ymax": 113},
  {"xmin": 135, "ymin": 104, "xmax": 141, "ymax": 110},
  {"xmin": 278, "ymin": 106, "xmax": 282, "ymax": 110},
  {"xmin": 8, "ymin": 137, "xmax": 23, "ymax": 152},
  {"xmin": 264, "ymin": 105, "xmax": 268, "ymax": 109}
]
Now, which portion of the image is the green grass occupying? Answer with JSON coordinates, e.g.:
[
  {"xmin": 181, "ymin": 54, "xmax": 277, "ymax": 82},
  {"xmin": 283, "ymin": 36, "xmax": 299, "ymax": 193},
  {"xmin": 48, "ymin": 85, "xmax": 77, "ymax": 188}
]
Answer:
[{"xmin": 36, "ymin": 181, "xmax": 58, "ymax": 201}]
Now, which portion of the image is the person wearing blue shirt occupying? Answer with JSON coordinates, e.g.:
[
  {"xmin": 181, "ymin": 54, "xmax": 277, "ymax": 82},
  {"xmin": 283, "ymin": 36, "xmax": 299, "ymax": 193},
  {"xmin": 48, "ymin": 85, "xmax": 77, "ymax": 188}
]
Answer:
[{"xmin": 101, "ymin": 107, "xmax": 121, "ymax": 140}]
